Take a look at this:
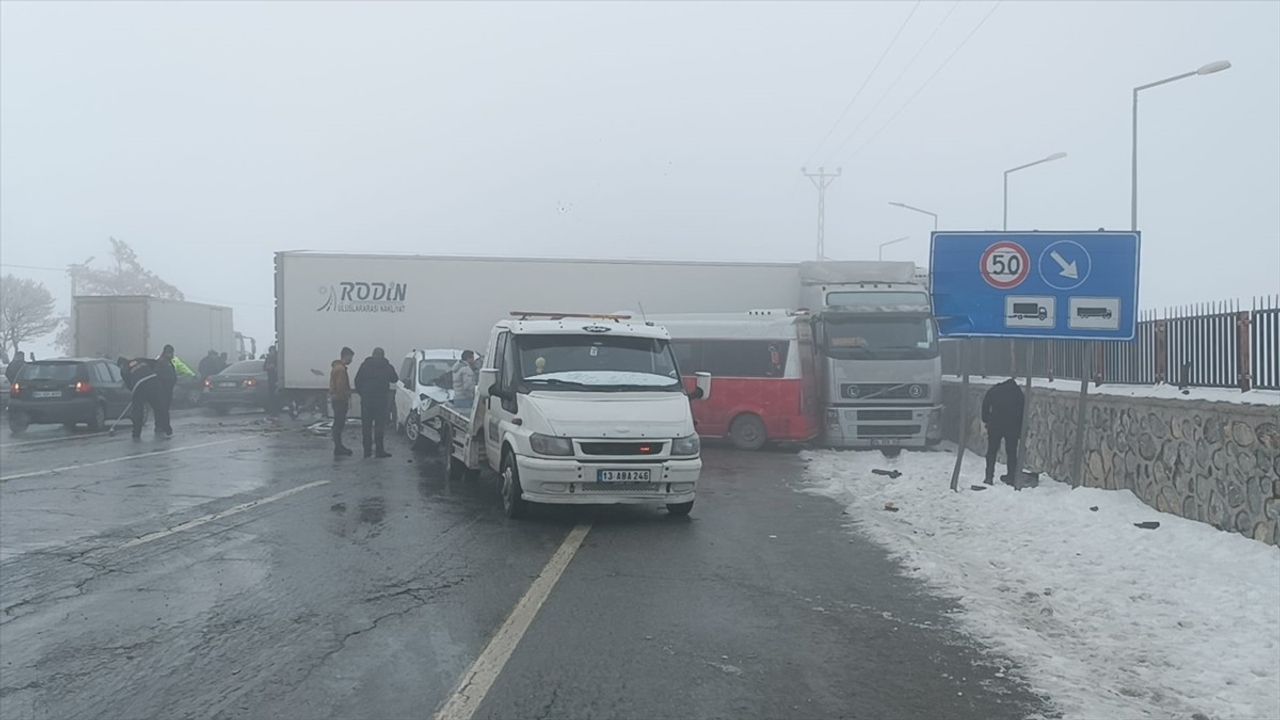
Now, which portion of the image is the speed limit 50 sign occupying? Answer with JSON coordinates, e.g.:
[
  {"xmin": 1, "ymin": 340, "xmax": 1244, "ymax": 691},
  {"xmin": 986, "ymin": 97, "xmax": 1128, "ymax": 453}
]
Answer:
[
  {"xmin": 980, "ymin": 242, "xmax": 1030, "ymax": 289},
  {"xmin": 929, "ymin": 230, "xmax": 1140, "ymax": 340}
]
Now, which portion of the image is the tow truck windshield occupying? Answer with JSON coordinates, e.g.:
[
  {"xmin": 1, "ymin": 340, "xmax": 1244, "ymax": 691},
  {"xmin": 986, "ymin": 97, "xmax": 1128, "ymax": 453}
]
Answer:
[
  {"xmin": 515, "ymin": 334, "xmax": 683, "ymax": 391},
  {"xmin": 819, "ymin": 315, "xmax": 938, "ymax": 361}
]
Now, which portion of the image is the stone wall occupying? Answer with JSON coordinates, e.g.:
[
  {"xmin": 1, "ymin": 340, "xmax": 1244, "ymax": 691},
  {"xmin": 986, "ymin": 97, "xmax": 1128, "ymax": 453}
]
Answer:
[{"xmin": 941, "ymin": 381, "xmax": 1280, "ymax": 545}]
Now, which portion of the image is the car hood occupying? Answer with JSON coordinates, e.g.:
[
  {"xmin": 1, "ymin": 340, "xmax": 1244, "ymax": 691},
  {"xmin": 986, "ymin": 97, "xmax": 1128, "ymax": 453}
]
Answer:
[{"xmin": 521, "ymin": 391, "xmax": 694, "ymax": 439}]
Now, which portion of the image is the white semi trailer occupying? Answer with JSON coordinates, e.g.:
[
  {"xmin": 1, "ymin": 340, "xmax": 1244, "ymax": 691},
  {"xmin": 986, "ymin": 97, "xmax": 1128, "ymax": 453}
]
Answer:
[{"xmin": 273, "ymin": 251, "xmax": 801, "ymax": 398}]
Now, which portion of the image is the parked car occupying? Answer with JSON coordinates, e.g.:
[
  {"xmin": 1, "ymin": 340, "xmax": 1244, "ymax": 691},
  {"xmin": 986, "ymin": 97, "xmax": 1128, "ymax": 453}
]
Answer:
[
  {"xmin": 7, "ymin": 358, "xmax": 133, "ymax": 435},
  {"xmin": 202, "ymin": 360, "xmax": 270, "ymax": 415}
]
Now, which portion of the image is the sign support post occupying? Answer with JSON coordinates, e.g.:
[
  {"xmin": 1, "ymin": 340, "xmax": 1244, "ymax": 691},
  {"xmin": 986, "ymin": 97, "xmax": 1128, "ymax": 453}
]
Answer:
[{"xmin": 949, "ymin": 341, "xmax": 969, "ymax": 492}]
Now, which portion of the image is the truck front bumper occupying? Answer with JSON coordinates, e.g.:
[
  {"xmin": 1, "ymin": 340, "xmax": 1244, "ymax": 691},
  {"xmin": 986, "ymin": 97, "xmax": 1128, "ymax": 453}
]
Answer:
[
  {"xmin": 516, "ymin": 455, "xmax": 700, "ymax": 505},
  {"xmin": 824, "ymin": 405, "xmax": 942, "ymax": 449}
]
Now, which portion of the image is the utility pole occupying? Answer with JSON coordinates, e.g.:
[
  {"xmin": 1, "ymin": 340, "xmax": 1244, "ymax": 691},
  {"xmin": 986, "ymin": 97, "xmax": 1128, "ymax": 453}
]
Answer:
[{"xmin": 801, "ymin": 166, "xmax": 841, "ymax": 260}]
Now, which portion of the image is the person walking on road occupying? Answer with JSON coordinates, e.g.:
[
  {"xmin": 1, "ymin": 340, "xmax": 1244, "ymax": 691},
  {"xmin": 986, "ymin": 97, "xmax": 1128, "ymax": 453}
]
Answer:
[
  {"xmin": 153, "ymin": 344, "xmax": 178, "ymax": 438},
  {"xmin": 263, "ymin": 345, "xmax": 279, "ymax": 415},
  {"xmin": 119, "ymin": 356, "xmax": 163, "ymax": 441},
  {"xmin": 981, "ymin": 377, "xmax": 1025, "ymax": 485},
  {"xmin": 329, "ymin": 346, "xmax": 355, "ymax": 457},
  {"xmin": 451, "ymin": 350, "xmax": 479, "ymax": 409},
  {"xmin": 353, "ymin": 347, "xmax": 398, "ymax": 459},
  {"xmin": 198, "ymin": 350, "xmax": 220, "ymax": 380},
  {"xmin": 5, "ymin": 351, "xmax": 26, "ymax": 384}
]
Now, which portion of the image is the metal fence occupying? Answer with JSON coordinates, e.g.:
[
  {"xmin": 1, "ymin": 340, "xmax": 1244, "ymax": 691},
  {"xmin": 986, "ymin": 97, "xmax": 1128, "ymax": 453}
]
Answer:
[{"xmin": 941, "ymin": 295, "xmax": 1280, "ymax": 391}]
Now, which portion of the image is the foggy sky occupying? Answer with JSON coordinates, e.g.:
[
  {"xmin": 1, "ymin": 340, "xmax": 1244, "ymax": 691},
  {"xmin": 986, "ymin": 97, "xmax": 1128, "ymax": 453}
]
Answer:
[{"xmin": 2, "ymin": 1, "xmax": 1278, "ymax": 355}]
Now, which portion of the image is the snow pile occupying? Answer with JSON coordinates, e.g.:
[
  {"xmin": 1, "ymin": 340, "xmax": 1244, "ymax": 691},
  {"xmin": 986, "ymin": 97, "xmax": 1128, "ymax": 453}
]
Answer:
[
  {"xmin": 802, "ymin": 449, "xmax": 1280, "ymax": 720},
  {"xmin": 946, "ymin": 375, "xmax": 1280, "ymax": 406}
]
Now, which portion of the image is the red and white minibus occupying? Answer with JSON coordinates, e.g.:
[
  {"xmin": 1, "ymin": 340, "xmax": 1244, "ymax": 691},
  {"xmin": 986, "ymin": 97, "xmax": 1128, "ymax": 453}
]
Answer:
[{"xmin": 650, "ymin": 310, "xmax": 820, "ymax": 450}]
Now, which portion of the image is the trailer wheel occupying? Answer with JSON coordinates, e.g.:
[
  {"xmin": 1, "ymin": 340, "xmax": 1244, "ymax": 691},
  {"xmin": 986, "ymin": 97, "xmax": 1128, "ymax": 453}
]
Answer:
[{"xmin": 728, "ymin": 414, "xmax": 767, "ymax": 451}]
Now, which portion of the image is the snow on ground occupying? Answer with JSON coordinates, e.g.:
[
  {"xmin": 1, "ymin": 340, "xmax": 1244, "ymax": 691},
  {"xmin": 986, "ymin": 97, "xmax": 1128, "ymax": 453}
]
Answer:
[
  {"xmin": 944, "ymin": 375, "xmax": 1280, "ymax": 406},
  {"xmin": 802, "ymin": 449, "xmax": 1280, "ymax": 720}
]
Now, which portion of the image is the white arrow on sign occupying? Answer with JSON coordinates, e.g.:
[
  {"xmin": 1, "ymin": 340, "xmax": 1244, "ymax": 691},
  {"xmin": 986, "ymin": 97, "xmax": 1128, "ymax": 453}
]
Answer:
[{"xmin": 1050, "ymin": 250, "xmax": 1078, "ymax": 279}]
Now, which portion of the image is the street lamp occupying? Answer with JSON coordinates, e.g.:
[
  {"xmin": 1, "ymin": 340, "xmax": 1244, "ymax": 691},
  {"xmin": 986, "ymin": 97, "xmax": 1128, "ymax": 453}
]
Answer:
[
  {"xmin": 1131, "ymin": 60, "xmax": 1231, "ymax": 230},
  {"xmin": 1003, "ymin": 152, "xmax": 1067, "ymax": 231},
  {"xmin": 878, "ymin": 235, "xmax": 909, "ymax": 261},
  {"xmin": 888, "ymin": 201, "xmax": 939, "ymax": 231}
]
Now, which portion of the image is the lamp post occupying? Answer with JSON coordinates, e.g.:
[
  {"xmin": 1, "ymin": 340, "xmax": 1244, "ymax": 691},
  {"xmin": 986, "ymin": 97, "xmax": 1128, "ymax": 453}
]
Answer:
[
  {"xmin": 1003, "ymin": 152, "xmax": 1067, "ymax": 231},
  {"xmin": 1131, "ymin": 60, "xmax": 1231, "ymax": 231},
  {"xmin": 878, "ymin": 235, "xmax": 909, "ymax": 261},
  {"xmin": 888, "ymin": 201, "xmax": 939, "ymax": 231}
]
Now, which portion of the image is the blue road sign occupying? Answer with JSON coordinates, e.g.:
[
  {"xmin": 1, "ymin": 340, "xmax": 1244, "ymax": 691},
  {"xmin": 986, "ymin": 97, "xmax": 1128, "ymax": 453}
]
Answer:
[{"xmin": 929, "ymin": 231, "xmax": 1140, "ymax": 341}]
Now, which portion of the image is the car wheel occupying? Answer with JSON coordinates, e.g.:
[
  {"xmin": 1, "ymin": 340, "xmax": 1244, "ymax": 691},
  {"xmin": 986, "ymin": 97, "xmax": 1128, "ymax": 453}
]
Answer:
[
  {"xmin": 500, "ymin": 451, "xmax": 527, "ymax": 519},
  {"xmin": 879, "ymin": 447, "xmax": 903, "ymax": 458},
  {"xmin": 87, "ymin": 403, "xmax": 106, "ymax": 432},
  {"xmin": 405, "ymin": 411, "xmax": 424, "ymax": 448},
  {"xmin": 185, "ymin": 388, "xmax": 202, "ymax": 407},
  {"xmin": 666, "ymin": 500, "xmax": 694, "ymax": 517},
  {"xmin": 8, "ymin": 411, "xmax": 29, "ymax": 436},
  {"xmin": 728, "ymin": 414, "xmax": 767, "ymax": 451}
]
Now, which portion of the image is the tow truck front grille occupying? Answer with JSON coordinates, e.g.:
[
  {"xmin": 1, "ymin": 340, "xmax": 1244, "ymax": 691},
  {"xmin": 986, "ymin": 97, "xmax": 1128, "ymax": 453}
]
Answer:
[{"xmin": 579, "ymin": 442, "xmax": 665, "ymax": 456}]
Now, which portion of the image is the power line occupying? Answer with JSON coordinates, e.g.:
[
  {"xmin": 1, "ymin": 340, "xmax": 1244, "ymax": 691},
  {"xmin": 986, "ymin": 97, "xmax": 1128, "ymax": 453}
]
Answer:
[
  {"xmin": 801, "ymin": 1, "xmax": 921, "ymax": 168},
  {"xmin": 823, "ymin": 1, "xmax": 961, "ymax": 163},
  {"xmin": 842, "ymin": 1, "xmax": 1003, "ymax": 164}
]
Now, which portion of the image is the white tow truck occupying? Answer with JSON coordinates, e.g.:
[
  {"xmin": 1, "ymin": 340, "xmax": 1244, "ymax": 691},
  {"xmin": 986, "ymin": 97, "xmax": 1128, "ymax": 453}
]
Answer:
[{"xmin": 416, "ymin": 312, "xmax": 712, "ymax": 519}]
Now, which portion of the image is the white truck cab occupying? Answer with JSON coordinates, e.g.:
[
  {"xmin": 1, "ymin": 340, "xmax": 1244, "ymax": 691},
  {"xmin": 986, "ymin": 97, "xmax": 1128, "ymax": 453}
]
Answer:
[{"xmin": 425, "ymin": 313, "xmax": 711, "ymax": 518}]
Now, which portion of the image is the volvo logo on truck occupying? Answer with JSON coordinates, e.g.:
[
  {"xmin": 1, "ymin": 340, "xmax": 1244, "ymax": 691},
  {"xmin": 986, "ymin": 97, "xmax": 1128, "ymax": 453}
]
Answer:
[{"xmin": 316, "ymin": 282, "xmax": 408, "ymax": 313}]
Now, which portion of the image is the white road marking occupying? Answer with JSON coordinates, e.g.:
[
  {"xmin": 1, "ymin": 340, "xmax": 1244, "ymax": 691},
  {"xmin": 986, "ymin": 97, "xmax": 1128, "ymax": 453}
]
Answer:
[
  {"xmin": 117, "ymin": 479, "xmax": 330, "ymax": 550},
  {"xmin": 433, "ymin": 523, "xmax": 592, "ymax": 720},
  {"xmin": 0, "ymin": 431, "xmax": 112, "ymax": 449},
  {"xmin": 0, "ymin": 438, "xmax": 247, "ymax": 483}
]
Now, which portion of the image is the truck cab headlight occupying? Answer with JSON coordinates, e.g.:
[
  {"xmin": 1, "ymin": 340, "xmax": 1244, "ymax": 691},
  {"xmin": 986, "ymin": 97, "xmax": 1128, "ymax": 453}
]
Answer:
[
  {"xmin": 529, "ymin": 433, "xmax": 573, "ymax": 456},
  {"xmin": 671, "ymin": 435, "xmax": 700, "ymax": 457}
]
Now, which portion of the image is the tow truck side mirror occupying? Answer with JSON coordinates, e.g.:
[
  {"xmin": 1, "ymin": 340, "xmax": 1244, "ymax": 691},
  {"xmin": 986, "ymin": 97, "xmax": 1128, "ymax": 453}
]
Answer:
[
  {"xmin": 692, "ymin": 372, "xmax": 712, "ymax": 401},
  {"xmin": 479, "ymin": 367, "xmax": 499, "ymax": 398}
]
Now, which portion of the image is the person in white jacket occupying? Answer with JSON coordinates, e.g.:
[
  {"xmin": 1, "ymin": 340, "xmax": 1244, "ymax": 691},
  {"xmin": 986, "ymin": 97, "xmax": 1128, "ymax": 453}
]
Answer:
[{"xmin": 451, "ymin": 350, "xmax": 479, "ymax": 409}]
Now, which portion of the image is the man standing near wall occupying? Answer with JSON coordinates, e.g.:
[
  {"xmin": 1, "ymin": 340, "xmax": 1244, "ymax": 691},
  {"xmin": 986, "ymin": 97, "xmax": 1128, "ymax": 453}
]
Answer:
[
  {"xmin": 329, "ymin": 346, "xmax": 355, "ymax": 458},
  {"xmin": 982, "ymin": 378, "xmax": 1024, "ymax": 486}
]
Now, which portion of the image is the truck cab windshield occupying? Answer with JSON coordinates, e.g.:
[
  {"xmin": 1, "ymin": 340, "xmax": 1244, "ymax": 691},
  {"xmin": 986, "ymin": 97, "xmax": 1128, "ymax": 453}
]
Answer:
[
  {"xmin": 515, "ymin": 334, "xmax": 683, "ymax": 391},
  {"xmin": 819, "ymin": 315, "xmax": 938, "ymax": 360}
]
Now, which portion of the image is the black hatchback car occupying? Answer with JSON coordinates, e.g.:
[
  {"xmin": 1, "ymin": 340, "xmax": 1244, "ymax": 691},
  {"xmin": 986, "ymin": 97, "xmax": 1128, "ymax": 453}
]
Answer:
[
  {"xmin": 203, "ymin": 360, "xmax": 270, "ymax": 414},
  {"xmin": 8, "ymin": 358, "xmax": 134, "ymax": 435}
]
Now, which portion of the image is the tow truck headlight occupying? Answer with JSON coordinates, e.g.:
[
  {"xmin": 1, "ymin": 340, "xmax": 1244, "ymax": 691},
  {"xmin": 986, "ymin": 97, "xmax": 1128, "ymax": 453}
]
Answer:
[
  {"xmin": 671, "ymin": 435, "xmax": 700, "ymax": 457},
  {"xmin": 529, "ymin": 433, "xmax": 573, "ymax": 457}
]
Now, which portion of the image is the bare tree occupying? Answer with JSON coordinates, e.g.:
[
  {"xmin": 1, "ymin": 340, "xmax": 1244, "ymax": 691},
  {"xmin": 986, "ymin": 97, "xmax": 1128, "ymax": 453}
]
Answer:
[
  {"xmin": 0, "ymin": 275, "xmax": 60, "ymax": 358},
  {"xmin": 53, "ymin": 237, "xmax": 186, "ymax": 355},
  {"xmin": 68, "ymin": 237, "xmax": 184, "ymax": 300}
]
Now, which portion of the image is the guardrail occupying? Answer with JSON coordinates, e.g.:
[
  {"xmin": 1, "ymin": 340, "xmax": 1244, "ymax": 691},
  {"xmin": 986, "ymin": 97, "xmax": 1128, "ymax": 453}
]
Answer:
[{"xmin": 941, "ymin": 295, "xmax": 1280, "ymax": 391}]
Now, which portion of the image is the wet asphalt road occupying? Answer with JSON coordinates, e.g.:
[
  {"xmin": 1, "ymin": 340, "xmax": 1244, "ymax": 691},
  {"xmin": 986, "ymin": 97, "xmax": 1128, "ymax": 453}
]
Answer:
[{"xmin": 0, "ymin": 411, "xmax": 1049, "ymax": 720}]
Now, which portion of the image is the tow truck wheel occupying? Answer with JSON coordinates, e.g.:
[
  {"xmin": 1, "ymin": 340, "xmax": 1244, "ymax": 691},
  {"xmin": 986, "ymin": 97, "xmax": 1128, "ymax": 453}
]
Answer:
[
  {"xmin": 728, "ymin": 414, "xmax": 767, "ymax": 451},
  {"xmin": 666, "ymin": 500, "xmax": 694, "ymax": 517},
  {"xmin": 500, "ymin": 452, "xmax": 527, "ymax": 519}
]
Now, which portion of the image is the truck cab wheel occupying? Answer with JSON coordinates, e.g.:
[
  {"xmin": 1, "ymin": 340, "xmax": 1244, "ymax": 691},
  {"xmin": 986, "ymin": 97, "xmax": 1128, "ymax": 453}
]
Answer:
[
  {"xmin": 500, "ymin": 452, "xmax": 528, "ymax": 519},
  {"xmin": 728, "ymin": 414, "xmax": 767, "ymax": 451}
]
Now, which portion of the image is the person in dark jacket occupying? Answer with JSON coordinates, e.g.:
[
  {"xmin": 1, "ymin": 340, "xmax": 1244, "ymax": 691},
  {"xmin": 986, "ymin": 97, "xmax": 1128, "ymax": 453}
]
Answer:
[
  {"xmin": 981, "ymin": 378, "xmax": 1025, "ymax": 485},
  {"xmin": 353, "ymin": 347, "xmax": 399, "ymax": 458},
  {"xmin": 5, "ymin": 351, "xmax": 25, "ymax": 384},
  {"xmin": 153, "ymin": 345, "xmax": 178, "ymax": 438},
  {"xmin": 119, "ymin": 356, "xmax": 163, "ymax": 440},
  {"xmin": 198, "ymin": 350, "xmax": 220, "ymax": 380},
  {"xmin": 262, "ymin": 345, "xmax": 279, "ymax": 416}
]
